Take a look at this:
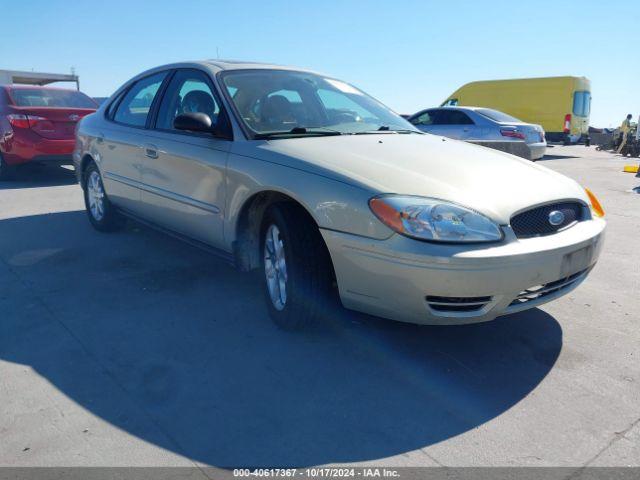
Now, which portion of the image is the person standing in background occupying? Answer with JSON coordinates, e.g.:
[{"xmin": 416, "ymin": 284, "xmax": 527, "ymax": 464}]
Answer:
[{"xmin": 617, "ymin": 114, "xmax": 633, "ymax": 153}]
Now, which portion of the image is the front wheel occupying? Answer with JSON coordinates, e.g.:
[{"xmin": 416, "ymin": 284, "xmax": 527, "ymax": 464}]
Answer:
[
  {"xmin": 260, "ymin": 203, "xmax": 333, "ymax": 330},
  {"xmin": 83, "ymin": 162, "xmax": 123, "ymax": 232}
]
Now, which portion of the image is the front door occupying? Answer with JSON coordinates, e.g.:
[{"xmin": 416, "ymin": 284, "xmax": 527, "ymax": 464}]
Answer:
[{"xmin": 138, "ymin": 69, "xmax": 230, "ymax": 248}]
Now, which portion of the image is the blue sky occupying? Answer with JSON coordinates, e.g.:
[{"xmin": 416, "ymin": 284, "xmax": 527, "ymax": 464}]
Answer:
[{"xmin": 2, "ymin": 0, "xmax": 638, "ymax": 127}]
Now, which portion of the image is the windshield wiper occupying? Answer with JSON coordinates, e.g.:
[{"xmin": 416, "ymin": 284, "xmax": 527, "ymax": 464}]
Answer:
[
  {"xmin": 255, "ymin": 126, "xmax": 343, "ymax": 139},
  {"xmin": 354, "ymin": 126, "xmax": 423, "ymax": 135},
  {"xmin": 388, "ymin": 129, "xmax": 424, "ymax": 134}
]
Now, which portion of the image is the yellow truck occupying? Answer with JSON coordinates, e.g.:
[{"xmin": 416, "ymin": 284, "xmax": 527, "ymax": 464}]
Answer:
[{"xmin": 442, "ymin": 76, "xmax": 591, "ymax": 143}]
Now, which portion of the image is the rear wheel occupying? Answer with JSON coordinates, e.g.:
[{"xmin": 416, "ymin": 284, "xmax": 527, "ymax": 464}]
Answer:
[
  {"xmin": 83, "ymin": 162, "xmax": 123, "ymax": 232},
  {"xmin": 260, "ymin": 203, "xmax": 333, "ymax": 330}
]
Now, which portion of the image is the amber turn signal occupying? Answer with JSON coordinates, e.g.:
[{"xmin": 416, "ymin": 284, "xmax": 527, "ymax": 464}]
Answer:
[
  {"xmin": 584, "ymin": 188, "xmax": 605, "ymax": 218},
  {"xmin": 369, "ymin": 197, "xmax": 405, "ymax": 233}
]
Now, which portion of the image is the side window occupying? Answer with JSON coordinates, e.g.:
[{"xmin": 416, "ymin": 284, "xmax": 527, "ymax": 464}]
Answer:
[
  {"xmin": 430, "ymin": 110, "xmax": 447, "ymax": 125},
  {"xmin": 156, "ymin": 70, "xmax": 220, "ymax": 131},
  {"xmin": 449, "ymin": 111, "xmax": 474, "ymax": 125},
  {"xmin": 113, "ymin": 72, "xmax": 167, "ymax": 127},
  {"xmin": 411, "ymin": 111, "xmax": 435, "ymax": 126},
  {"xmin": 443, "ymin": 98, "xmax": 458, "ymax": 107},
  {"xmin": 439, "ymin": 110, "xmax": 474, "ymax": 125}
]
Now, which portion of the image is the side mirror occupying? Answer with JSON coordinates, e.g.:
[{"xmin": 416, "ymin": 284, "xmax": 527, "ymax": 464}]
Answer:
[{"xmin": 174, "ymin": 112, "xmax": 212, "ymax": 133}]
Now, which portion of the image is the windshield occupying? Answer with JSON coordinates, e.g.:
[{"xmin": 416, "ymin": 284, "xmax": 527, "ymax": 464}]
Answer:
[
  {"xmin": 220, "ymin": 69, "xmax": 417, "ymax": 137},
  {"xmin": 9, "ymin": 88, "xmax": 97, "ymax": 108},
  {"xmin": 475, "ymin": 108, "xmax": 522, "ymax": 123}
]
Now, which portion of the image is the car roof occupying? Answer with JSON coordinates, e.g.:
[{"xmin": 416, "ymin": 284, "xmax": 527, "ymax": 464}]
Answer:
[
  {"xmin": 430, "ymin": 106, "xmax": 486, "ymax": 111},
  {"xmin": 141, "ymin": 59, "xmax": 323, "ymax": 75},
  {"xmin": 118, "ymin": 60, "xmax": 329, "ymax": 96},
  {"xmin": 409, "ymin": 105, "xmax": 480, "ymax": 118},
  {"xmin": 205, "ymin": 59, "xmax": 298, "ymax": 71}
]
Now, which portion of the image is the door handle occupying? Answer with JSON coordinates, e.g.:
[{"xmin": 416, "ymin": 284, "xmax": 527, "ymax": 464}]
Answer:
[{"xmin": 143, "ymin": 143, "xmax": 159, "ymax": 159}]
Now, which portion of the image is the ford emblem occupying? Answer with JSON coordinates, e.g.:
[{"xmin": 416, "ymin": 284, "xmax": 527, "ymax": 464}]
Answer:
[{"xmin": 548, "ymin": 210, "xmax": 565, "ymax": 226}]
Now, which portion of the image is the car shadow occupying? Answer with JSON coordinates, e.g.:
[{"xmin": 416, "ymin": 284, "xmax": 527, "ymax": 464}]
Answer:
[
  {"xmin": 0, "ymin": 210, "xmax": 563, "ymax": 467},
  {"xmin": 538, "ymin": 154, "xmax": 579, "ymax": 161},
  {"xmin": 0, "ymin": 164, "xmax": 77, "ymax": 189}
]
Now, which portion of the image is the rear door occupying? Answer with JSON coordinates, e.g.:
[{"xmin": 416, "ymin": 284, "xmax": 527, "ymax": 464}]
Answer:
[
  {"xmin": 572, "ymin": 91, "xmax": 591, "ymax": 136},
  {"xmin": 99, "ymin": 71, "xmax": 169, "ymax": 213},
  {"xmin": 427, "ymin": 109, "xmax": 477, "ymax": 139},
  {"xmin": 138, "ymin": 68, "xmax": 231, "ymax": 248}
]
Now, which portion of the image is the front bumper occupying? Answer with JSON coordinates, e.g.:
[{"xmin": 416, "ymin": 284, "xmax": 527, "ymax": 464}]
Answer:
[{"xmin": 322, "ymin": 218, "xmax": 605, "ymax": 325}]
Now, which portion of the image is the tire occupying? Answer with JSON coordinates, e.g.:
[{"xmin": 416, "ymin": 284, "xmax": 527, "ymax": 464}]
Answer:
[
  {"xmin": 0, "ymin": 153, "xmax": 14, "ymax": 181},
  {"xmin": 83, "ymin": 162, "xmax": 123, "ymax": 232},
  {"xmin": 260, "ymin": 203, "xmax": 333, "ymax": 330}
]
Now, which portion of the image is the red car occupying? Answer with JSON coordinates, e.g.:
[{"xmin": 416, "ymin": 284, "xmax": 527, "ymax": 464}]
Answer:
[{"xmin": 0, "ymin": 86, "xmax": 97, "ymax": 179}]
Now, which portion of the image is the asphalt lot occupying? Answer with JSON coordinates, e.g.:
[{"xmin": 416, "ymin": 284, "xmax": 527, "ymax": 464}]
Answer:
[{"xmin": 0, "ymin": 146, "xmax": 638, "ymax": 470}]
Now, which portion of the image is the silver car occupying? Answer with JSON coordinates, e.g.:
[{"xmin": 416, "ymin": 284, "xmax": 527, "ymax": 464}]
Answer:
[
  {"xmin": 407, "ymin": 106, "xmax": 547, "ymax": 160},
  {"xmin": 74, "ymin": 61, "xmax": 604, "ymax": 329}
]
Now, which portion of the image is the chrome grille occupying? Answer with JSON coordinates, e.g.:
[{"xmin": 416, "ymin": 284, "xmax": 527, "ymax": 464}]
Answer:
[{"xmin": 511, "ymin": 202, "xmax": 586, "ymax": 238}]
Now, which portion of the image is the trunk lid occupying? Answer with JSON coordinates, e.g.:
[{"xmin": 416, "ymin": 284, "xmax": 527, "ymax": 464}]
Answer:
[
  {"xmin": 500, "ymin": 122, "xmax": 545, "ymax": 144},
  {"xmin": 8, "ymin": 106, "xmax": 95, "ymax": 140},
  {"xmin": 6, "ymin": 87, "xmax": 97, "ymax": 140}
]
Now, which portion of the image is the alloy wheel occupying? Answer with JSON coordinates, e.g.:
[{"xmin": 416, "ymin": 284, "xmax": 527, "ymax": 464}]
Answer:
[
  {"xmin": 87, "ymin": 170, "xmax": 105, "ymax": 221},
  {"xmin": 264, "ymin": 224, "xmax": 288, "ymax": 311}
]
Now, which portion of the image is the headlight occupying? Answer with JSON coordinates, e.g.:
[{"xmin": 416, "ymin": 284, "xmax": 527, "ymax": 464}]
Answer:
[
  {"xmin": 584, "ymin": 187, "xmax": 605, "ymax": 218},
  {"xmin": 369, "ymin": 195, "xmax": 503, "ymax": 243}
]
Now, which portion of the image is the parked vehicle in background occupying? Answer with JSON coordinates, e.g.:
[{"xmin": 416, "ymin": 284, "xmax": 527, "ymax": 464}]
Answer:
[
  {"xmin": 74, "ymin": 61, "xmax": 605, "ymax": 330},
  {"xmin": 0, "ymin": 86, "xmax": 97, "ymax": 179},
  {"xmin": 442, "ymin": 76, "xmax": 591, "ymax": 144},
  {"xmin": 407, "ymin": 106, "xmax": 547, "ymax": 160}
]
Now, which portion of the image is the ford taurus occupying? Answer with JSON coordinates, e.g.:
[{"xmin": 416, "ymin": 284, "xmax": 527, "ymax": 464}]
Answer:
[{"xmin": 74, "ymin": 61, "xmax": 605, "ymax": 329}]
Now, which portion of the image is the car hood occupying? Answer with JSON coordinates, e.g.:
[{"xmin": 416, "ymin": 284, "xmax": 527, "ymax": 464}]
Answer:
[{"xmin": 254, "ymin": 133, "xmax": 588, "ymax": 224}]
